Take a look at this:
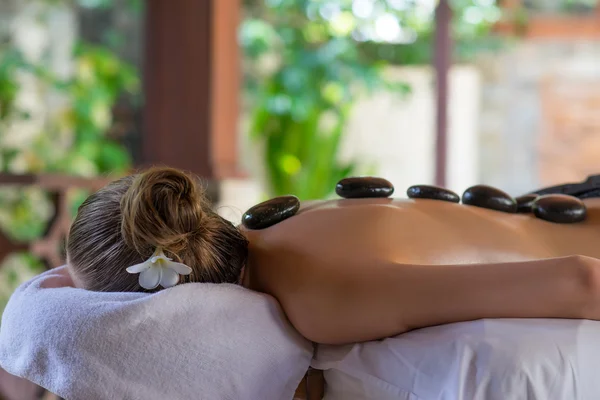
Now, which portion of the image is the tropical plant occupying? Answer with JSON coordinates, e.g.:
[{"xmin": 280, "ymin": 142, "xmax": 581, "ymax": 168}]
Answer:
[{"xmin": 0, "ymin": 46, "xmax": 138, "ymax": 176}]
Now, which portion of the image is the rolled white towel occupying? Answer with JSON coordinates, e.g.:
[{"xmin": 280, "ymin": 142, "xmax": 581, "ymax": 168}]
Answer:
[{"xmin": 0, "ymin": 266, "xmax": 312, "ymax": 400}]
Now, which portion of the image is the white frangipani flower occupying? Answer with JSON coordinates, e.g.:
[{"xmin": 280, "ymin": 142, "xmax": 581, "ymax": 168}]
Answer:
[{"xmin": 126, "ymin": 248, "xmax": 192, "ymax": 290}]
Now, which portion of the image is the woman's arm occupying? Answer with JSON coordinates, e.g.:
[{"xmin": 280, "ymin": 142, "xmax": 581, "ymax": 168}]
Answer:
[{"xmin": 283, "ymin": 255, "xmax": 598, "ymax": 345}]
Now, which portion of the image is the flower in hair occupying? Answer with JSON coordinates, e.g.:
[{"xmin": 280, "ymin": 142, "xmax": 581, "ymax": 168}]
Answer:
[{"xmin": 126, "ymin": 248, "xmax": 192, "ymax": 290}]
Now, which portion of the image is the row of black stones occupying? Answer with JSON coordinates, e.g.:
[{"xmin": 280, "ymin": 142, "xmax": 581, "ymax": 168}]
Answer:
[
  {"xmin": 242, "ymin": 176, "xmax": 588, "ymax": 230},
  {"xmin": 408, "ymin": 183, "xmax": 587, "ymax": 224}
]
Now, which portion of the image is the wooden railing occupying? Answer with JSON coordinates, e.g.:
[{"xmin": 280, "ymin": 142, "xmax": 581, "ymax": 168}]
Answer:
[
  {"xmin": 0, "ymin": 174, "xmax": 111, "ymax": 269},
  {"xmin": 0, "ymin": 173, "xmax": 111, "ymax": 400}
]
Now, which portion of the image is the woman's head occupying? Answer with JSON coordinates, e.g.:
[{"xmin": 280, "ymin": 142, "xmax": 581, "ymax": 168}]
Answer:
[{"xmin": 67, "ymin": 167, "xmax": 248, "ymax": 292}]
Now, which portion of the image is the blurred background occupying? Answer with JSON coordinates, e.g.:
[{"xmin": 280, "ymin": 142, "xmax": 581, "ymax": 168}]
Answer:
[{"xmin": 1, "ymin": 0, "xmax": 599, "ymax": 398}]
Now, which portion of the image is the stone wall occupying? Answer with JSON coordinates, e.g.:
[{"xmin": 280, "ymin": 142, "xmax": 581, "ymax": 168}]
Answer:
[{"xmin": 476, "ymin": 40, "xmax": 600, "ymax": 196}]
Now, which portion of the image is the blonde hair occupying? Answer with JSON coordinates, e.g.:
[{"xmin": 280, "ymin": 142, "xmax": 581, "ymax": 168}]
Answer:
[{"xmin": 67, "ymin": 167, "xmax": 248, "ymax": 292}]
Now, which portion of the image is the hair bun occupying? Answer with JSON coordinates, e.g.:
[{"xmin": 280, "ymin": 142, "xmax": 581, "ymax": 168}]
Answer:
[{"xmin": 120, "ymin": 167, "xmax": 206, "ymax": 256}]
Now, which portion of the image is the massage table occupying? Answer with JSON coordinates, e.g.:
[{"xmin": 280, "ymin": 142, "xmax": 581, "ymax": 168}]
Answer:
[
  {"xmin": 294, "ymin": 369, "xmax": 325, "ymax": 400},
  {"xmin": 242, "ymin": 175, "xmax": 600, "ymax": 400}
]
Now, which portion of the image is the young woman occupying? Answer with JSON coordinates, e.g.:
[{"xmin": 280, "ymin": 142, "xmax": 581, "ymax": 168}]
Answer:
[{"xmin": 67, "ymin": 167, "xmax": 600, "ymax": 344}]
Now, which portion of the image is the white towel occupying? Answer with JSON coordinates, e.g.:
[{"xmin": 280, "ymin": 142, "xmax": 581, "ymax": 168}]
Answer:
[{"xmin": 0, "ymin": 267, "xmax": 312, "ymax": 400}]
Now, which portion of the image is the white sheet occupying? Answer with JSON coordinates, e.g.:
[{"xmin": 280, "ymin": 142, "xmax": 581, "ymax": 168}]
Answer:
[
  {"xmin": 0, "ymin": 267, "xmax": 313, "ymax": 400},
  {"xmin": 312, "ymin": 319, "xmax": 600, "ymax": 400}
]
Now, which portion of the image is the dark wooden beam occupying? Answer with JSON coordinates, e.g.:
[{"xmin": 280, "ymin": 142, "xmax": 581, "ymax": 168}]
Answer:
[
  {"xmin": 0, "ymin": 174, "xmax": 111, "ymax": 267},
  {"xmin": 0, "ymin": 173, "xmax": 110, "ymax": 190},
  {"xmin": 211, "ymin": 0, "xmax": 244, "ymax": 179},
  {"xmin": 142, "ymin": 0, "xmax": 243, "ymax": 180},
  {"xmin": 434, "ymin": 0, "xmax": 452, "ymax": 187}
]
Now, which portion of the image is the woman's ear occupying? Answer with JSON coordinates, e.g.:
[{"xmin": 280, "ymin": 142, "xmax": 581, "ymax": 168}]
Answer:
[
  {"xmin": 42, "ymin": 265, "xmax": 76, "ymax": 289},
  {"xmin": 240, "ymin": 264, "xmax": 249, "ymax": 288}
]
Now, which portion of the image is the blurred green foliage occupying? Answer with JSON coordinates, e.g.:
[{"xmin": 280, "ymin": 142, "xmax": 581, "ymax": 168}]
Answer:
[
  {"xmin": 0, "ymin": 43, "xmax": 138, "ymax": 240},
  {"xmin": 0, "ymin": 1, "xmax": 140, "ymax": 312},
  {"xmin": 241, "ymin": 0, "xmax": 502, "ymax": 200},
  {"xmin": 0, "ymin": 45, "xmax": 138, "ymax": 177}
]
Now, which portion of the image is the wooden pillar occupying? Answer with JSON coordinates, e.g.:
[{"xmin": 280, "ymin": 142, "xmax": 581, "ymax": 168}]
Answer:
[
  {"xmin": 142, "ymin": 0, "xmax": 242, "ymax": 181},
  {"xmin": 433, "ymin": 0, "xmax": 452, "ymax": 187}
]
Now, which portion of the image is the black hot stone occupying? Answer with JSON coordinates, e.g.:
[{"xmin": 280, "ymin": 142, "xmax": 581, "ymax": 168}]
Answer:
[
  {"xmin": 516, "ymin": 194, "xmax": 538, "ymax": 213},
  {"xmin": 242, "ymin": 195, "xmax": 300, "ymax": 230},
  {"xmin": 461, "ymin": 185, "xmax": 517, "ymax": 213},
  {"xmin": 532, "ymin": 194, "xmax": 587, "ymax": 224},
  {"xmin": 335, "ymin": 177, "xmax": 394, "ymax": 199},
  {"xmin": 406, "ymin": 185, "xmax": 460, "ymax": 203}
]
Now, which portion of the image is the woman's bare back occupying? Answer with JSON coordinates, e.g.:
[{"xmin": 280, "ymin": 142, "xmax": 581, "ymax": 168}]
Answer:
[
  {"xmin": 245, "ymin": 197, "xmax": 600, "ymax": 287},
  {"xmin": 242, "ymin": 197, "xmax": 600, "ymax": 343}
]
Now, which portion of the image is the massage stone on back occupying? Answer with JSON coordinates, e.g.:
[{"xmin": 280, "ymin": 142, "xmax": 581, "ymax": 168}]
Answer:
[
  {"xmin": 335, "ymin": 177, "xmax": 394, "ymax": 199},
  {"xmin": 461, "ymin": 185, "xmax": 518, "ymax": 213},
  {"xmin": 406, "ymin": 185, "xmax": 460, "ymax": 203},
  {"xmin": 532, "ymin": 194, "xmax": 587, "ymax": 224},
  {"xmin": 241, "ymin": 176, "xmax": 593, "ymax": 230},
  {"xmin": 242, "ymin": 195, "xmax": 300, "ymax": 230}
]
